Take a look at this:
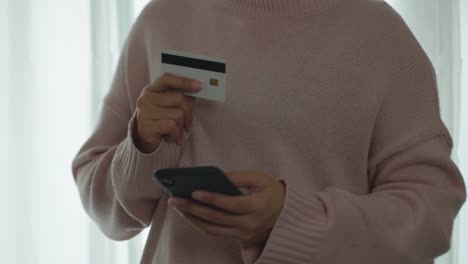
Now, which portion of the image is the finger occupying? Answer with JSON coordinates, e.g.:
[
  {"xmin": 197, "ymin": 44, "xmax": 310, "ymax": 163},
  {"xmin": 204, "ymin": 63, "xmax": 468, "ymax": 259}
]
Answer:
[
  {"xmin": 191, "ymin": 190, "xmax": 255, "ymax": 214},
  {"xmin": 152, "ymin": 119, "xmax": 180, "ymax": 143},
  {"xmin": 225, "ymin": 171, "xmax": 270, "ymax": 189},
  {"xmin": 149, "ymin": 106, "xmax": 185, "ymax": 134},
  {"xmin": 180, "ymin": 211, "xmax": 248, "ymax": 241},
  {"xmin": 187, "ymin": 96, "xmax": 196, "ymax": 128},
  {"xmin": 147, "ymin": 73, "xmax": 202, "ymax": 93},
  {"xmin": 142, "ymin": 92, "xmax": 194, "ymax": 131},
  {"xmin": 169, "ymin": 197, "xmax": 244, "ymax": 227}
]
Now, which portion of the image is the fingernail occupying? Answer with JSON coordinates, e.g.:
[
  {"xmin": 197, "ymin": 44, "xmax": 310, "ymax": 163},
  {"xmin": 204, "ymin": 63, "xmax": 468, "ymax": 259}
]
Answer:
[
  {"xmin": 192, "ymin": 80, "xmax": 202, "ymax": 89},
  {"xmin": 192, "ymin": 191, "xmax": 205, "ymax": 200},
  {"xmin": 168, "ymin": 197, "xmax": 179, "ymax": 205}
]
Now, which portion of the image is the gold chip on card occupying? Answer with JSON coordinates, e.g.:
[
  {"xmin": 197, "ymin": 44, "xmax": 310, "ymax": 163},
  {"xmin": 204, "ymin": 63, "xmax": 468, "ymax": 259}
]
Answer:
[{"xmin": 209, "ymin": 78, "xmax": 219, "ymax": 86}]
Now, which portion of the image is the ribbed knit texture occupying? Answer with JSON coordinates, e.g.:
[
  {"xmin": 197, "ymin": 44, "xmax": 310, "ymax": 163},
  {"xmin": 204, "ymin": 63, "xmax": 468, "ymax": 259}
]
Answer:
[{"xmin": 72, "ymin": 0, "xmax": 466, "ymax": 263}]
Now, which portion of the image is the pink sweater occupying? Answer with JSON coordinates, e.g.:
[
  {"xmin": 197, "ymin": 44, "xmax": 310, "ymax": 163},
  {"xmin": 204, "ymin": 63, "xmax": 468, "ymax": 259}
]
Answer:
[{"xmin": 72, "ymin": 0, "xmax": 466, "ymax": 263}]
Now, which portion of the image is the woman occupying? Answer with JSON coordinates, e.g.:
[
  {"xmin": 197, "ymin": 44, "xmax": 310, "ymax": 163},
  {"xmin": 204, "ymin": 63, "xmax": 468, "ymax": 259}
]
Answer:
[{"xmin": 72, "ymin": 0, "xmax": 466, "ymax": 263}]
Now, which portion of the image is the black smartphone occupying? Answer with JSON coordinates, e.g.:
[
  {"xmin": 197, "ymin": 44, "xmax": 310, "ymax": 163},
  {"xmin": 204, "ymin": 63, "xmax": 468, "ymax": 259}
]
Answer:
[{"xmin": 153, "ymin": 166, "xmax": 243, "ymax": 209}]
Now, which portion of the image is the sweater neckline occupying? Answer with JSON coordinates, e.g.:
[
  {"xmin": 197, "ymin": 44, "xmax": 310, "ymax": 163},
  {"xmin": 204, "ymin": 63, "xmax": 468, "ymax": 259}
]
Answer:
[{"xmin": 211, "ymin": 0, "xmax": 345, "ymax": 18}]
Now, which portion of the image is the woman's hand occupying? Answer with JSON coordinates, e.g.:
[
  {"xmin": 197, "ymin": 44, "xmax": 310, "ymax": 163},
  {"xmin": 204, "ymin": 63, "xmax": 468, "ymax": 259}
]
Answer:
[
  {"xmin": 134, "ymin": 73, "xmax": 202, "ymax": 153},
  {"xmin": 168, "ymin": 171, "xmax": 286, "ymax": 246}
]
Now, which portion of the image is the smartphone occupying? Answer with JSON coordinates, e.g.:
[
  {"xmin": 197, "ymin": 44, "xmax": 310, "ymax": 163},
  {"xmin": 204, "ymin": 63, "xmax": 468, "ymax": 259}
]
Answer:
[{"xmin": 153, "ymin": 166, "xmax": 243, "ymax": 210}]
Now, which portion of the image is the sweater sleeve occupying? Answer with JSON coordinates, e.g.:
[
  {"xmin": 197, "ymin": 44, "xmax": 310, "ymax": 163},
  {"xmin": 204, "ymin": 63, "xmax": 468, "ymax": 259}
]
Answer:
[
  {"xmin": 71, "ymin": 1, "xmax": 189, "ymax": 241},
  {"xmin": 240, "ymin": 3, "xmax": 466, "ymax": 264}
]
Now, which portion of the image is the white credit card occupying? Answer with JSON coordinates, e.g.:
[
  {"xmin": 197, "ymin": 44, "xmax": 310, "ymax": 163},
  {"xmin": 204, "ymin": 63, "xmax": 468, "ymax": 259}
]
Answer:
[{"xmin": 161, "ymin": 49, "xmax": 226, "ymax": 102}]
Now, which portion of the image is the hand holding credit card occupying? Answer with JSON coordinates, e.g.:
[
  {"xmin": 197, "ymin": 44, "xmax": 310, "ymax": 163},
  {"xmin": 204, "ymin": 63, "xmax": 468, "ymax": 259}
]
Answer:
[
  {"xmin": 134, "ymin": 72, "xmax": 202, "ymax": 153},
  {"xmin": 161, "ymin": 49, "xmax": 226, "ymax": 102},
  {"xmin": 133, "ymin": 49, "xmax": 226, "ymax": 154}
]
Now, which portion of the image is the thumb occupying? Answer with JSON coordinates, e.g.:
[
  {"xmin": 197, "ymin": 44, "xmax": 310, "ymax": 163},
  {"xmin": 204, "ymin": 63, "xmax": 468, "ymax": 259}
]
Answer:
[{"xmin": 225, "ymin": 171, "xmax": 269, "ymax": 189}]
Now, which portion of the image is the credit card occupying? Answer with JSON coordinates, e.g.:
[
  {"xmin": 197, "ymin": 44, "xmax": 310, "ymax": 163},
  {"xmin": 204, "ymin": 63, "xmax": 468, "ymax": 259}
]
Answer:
[{"xmin": 161, "ymin": 49, "xmax": 226, "ymax": 102}]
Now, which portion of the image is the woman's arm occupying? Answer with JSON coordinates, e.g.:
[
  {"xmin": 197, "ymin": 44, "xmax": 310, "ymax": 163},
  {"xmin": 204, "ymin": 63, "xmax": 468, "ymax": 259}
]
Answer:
[
  {"xmin": 71, "ymin": 1, "xmax": 184, "ymax": 241},
  {"xmin": 244, "ymin": 132, "xmax": 465, "ymax": 264},
  {"xmin": 241, "ymin": 3, "xmax": 466, "ymax": 263}
]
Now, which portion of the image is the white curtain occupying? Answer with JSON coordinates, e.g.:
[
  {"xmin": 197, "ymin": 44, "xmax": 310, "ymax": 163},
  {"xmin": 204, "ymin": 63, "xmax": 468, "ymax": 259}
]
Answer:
[
  {"xmin": 454, "ymin": 1, "xmax": 467, "ymax": 262},
  {"xmin": 0, "ymin": 0, "xmax": 149, "ymax": 263},
  {"xmin": 0, "ymin": 0, "xmax": 466, "ymax": 263},
  {"xmin": 1, "ymin": 1, "xmax": 91, "ymax": 263}
]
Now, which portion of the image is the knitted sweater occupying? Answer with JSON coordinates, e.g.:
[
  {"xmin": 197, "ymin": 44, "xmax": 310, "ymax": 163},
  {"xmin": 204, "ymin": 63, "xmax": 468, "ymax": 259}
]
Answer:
[{"xmin": 72, "ymin": 0, "xmax": 466, "ymax": 263}]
